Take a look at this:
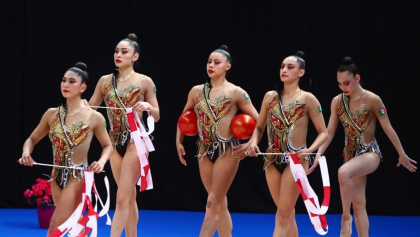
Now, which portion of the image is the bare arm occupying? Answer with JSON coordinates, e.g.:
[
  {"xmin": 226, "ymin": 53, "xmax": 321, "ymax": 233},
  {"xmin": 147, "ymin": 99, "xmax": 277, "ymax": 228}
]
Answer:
[
  {"xmin": 373, "ymin": 95, "xmax": 417, "ymax": 172},
  {"xmin": 87, "ymin": 76, "xmax": 107, "ymax": 108},
  {"xmin": 318, "ymin": 96, "xmax": 340, "ymax": 155},
  {"xmin": 19, "ymin": 108, "xmax": 55, "ymax": 166},
  {"xmin": 133, "ymin": 76, "xmax": 160, "ymax": 122},
  {"xmin": 307, "ymin": 96, "xmax": 340, "ymax": 174},
  {"xmin": 89, "ymin": 111, "xmax": 113, "ymax": 173},
  {"xmin": 231, "ymin": 88, "xmax": 259, "ymax": 159},
  {"xmin": 246, "ymin": 91, "xmax": 272, "ymax": 157},
  {"xmin": 176, "ymin": 86, "xmax": 199, "ymax": 166},
  {"xmin": 302, "ymin": 93, "xmax": 328, "ymax": 154}
]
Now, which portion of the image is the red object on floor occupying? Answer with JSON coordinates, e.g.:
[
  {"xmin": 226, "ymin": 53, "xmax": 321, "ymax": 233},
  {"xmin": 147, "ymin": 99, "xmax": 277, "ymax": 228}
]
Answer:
[{"xmin": 37, "ymin": 204, "xmax": 55, "ymax": 228}]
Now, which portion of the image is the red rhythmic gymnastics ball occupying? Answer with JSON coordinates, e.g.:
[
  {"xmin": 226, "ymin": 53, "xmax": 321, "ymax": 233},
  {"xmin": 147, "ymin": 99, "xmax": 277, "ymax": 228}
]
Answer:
[
  {"xmin": 178, "ymin": 110, "xmax": 198, "ymax": 136},
  {"xmin": 230, "ymin": 114, "xmax": 256, "ymax": 140}
]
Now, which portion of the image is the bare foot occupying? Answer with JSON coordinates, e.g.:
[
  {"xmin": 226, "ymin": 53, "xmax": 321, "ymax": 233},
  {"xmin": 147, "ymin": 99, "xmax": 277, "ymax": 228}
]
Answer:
[{"xmin": 340, "ymin": 215, "xmax": 352, "ymax": 237}]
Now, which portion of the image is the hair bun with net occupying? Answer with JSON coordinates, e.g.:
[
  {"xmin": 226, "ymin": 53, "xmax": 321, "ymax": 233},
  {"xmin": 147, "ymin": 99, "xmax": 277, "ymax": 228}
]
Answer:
[
  {"xmin": 294, "ymin": 51, "xmax": 305, "ymax": 59},
  {"xmin": 74, "ymin": 62, "xmax": 87, "ymax": 71},
  {"xmin": 219, "ymin": 45, "xmax": 230, "ymax": 52},
  {"xmin": 127, "ymin": 33, "xmax": 138, "ymax": 42},
  {"xmin": 341, "ymin": 56, "xmax": 353, "ymax": 65}
]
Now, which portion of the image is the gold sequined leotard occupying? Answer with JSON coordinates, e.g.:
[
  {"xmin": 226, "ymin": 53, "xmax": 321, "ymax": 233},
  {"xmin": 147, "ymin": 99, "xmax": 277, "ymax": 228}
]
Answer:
[
  {"xmin": 194, "ymin": 83, "xmax": 239, "ymax": 161},
  {"xmin": 49, "ymin": 106, "xmax": 92, "ymax": 188},
  {"xmin": 337, "ymin": 93, "xmax": 382, "ymax": 163},
  {"xmin": 264, "ymin": 92, "xmax": 308, "ymax": 173},
  {"xmin": 103, "ymin": 73, "xmax": 144, "ymax": 148}
]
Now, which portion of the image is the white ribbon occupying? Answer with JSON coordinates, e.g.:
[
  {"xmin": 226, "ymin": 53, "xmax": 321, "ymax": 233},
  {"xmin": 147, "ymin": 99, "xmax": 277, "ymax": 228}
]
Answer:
[
  {"xmin": 289, "ymin": 154, "xmax": 330, "ymax": 235},
  {"xmin": 126, "ymin": 108, "xmax": 155, "ymax": 192},
  {"xmin": 48, "ymin": 171, "xmax": 111, "ymax": 237}
]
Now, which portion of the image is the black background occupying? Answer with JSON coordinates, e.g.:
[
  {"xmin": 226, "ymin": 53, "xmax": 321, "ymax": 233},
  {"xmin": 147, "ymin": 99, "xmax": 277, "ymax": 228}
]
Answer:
[{"xmin": 1, "ymin": 0, "xmax": 419, "ymax": 216}]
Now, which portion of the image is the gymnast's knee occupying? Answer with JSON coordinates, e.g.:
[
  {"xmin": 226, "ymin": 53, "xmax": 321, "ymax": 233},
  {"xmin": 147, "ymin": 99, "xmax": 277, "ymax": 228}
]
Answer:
[{"xmin": 205, "ymin": 194, "xmax": 221, "ymax": 220}]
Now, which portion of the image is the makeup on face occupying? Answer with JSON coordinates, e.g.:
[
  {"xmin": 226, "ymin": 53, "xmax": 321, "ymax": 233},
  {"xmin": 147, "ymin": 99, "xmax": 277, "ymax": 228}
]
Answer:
[
  {"xmin": 61, "ymin": 72, "xmax": 82, "ymax": 96},
  {"xmin": 207, "ymin": 53, "xmax": 229, "ymax": 76}
]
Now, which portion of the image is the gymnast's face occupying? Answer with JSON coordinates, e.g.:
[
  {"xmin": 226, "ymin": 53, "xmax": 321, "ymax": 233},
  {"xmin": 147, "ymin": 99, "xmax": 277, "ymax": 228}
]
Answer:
[
  {"xmin": 280, "ymin": 56, "xmax": 304, "ymax": 82},
  {"xmin": 207, "ymin": 52, "xmax": 231, "ymax": 78},
  {"xmin": 114, "ymin": 40, "xmax": 139, "ymax": 69},
  {"xmin": 337, "ymin": 71, "xmax": 360, "ymax": 95},
  {"xmin": 61, "ymin": 71, "xmax": 86, "ymax": 98}
]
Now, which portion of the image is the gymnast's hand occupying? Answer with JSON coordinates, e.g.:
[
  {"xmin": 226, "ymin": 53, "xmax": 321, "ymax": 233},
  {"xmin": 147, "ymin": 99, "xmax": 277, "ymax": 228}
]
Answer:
[
  {"xmin": 246, "ymin": 143, "xmax": 261, "ymax": 157},
  {"xmin": 89, "ymin": 161, "xmax": 105, "ymax": 173},
  {"xmin": 133, "ymin": 102, "xmax": 152, "ymax": 113},
  {"xmin": 18, "ymin": 153, "xmax": 35, "ymax": 167},
  {"xmin": 232, "ymin": 143, "xmax": 248, "ymax": 161},
  {"xmin": 82, "ymin": 99, "xmax": 90, "ymax": 106},
  {"xmin": 176, "ymin": 142, "xmax": 187, "ymax": 166},
  {"xmin": 397, "ymin": 154, "xmax": 417, "ymax": 172},
  {"xmin": 307, "ymin": 153, "xmax": 322, "ymax": 175}
]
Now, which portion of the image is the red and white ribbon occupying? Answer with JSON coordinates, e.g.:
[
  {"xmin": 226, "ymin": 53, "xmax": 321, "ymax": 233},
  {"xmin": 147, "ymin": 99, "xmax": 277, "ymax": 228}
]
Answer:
[
  {"xmin": 289, "ymin": 153, "xmax": 330, "ymax": 235},
  {"xmin": 126, "ymin": 108, "xmax": 155, "ymax": 192},
  {"xmin": 48, "ymin": 170, "xmax": 111, "ymax": 237}
]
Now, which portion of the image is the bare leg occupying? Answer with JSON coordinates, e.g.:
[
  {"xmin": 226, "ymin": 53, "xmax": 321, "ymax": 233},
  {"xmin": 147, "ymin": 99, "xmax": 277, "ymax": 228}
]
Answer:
[
  {"xmin": 217, "ymin": 197, "xmax": 232, "ymax": 237},
  {"xmin": 47, "ymin": 179, "xmax": 83, "ymax": 236},
  {"xmin": 198, "ymin": 156, "xmax": 233, "ymax": 237},
  {"xmin": 198, "ymin": 152, "xmax": 239, "ymax": 237},
  {"xmin": 110, "ymin": 145, "xmax": 141, "ymax": 237},
  {"xmin": 338, "ymin": 153, "xmax": 379, "ymax": 236},
  {"xmin": 265, "ymin": 165, "xmax": 298, "ymax": 237},
  {"xmin": 272, "ymin": 164, "xmax": 305, "ymax": 237},
  {"xmin": 352, "ymin": 176, "xmax": 369, "ymax": 237},
  {"xmin": 110, "ymin": 148, "xmax": 139, "ymax": 237}
]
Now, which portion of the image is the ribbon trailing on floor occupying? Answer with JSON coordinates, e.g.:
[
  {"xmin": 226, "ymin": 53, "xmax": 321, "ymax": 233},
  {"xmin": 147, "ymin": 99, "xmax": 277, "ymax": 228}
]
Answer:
[
  {"xmin": 126, "ymin": 108, "xmax": 155, "ymax": 192},
  {"xmin": 48, "ymin": 170, "xmax": 111, "ymax": 237},
  {"xmin": 289, "ymin": 153, "xmax": 330, "ymax": 235}
]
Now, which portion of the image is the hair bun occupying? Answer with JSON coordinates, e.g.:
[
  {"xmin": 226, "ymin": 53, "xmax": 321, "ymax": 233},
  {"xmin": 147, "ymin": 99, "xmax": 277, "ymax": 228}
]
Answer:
[
  {"xmin": 127, "ymin": 33, "xmax": 138, "ymax": 42},
  {"xmin": 342, "ymin": 56, "xmax": 353, "ymax": 65},
  {"xmin": 294, "ymin": 51, "xmax": 305, "ymax": 59},
  {"xmin": 219, "ymin": 45, "xmax": 230, "ymax": 52},
  {"xmin": 75, "ymin": 62, "xmax": 87, "ymax": 71}
]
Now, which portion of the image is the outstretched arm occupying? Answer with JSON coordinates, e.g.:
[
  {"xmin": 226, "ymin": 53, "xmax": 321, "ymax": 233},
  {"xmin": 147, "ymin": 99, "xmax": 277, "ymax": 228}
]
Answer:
[
  {"xmin": 19, "ymin": 109, "xmax": 55, "ymax": 166},
  {"xmin": 373, "ymin": 96, "xmax": 417, "ymax": 172}
]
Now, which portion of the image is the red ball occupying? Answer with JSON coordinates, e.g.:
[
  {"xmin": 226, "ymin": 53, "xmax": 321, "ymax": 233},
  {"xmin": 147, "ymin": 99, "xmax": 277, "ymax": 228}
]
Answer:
[
  {"xmin": 230, "ymin": 114, "xmax": 256, "ymax": 140},
  {"xmin": 178, "ymin": 110, "xmax": 198, "ymax": 136}
]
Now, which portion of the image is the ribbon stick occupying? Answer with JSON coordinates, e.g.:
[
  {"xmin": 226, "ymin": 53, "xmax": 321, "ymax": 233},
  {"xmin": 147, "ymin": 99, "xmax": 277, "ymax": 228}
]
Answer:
[
  {"xmin": 48, "ymin": 170, "xmax": 111, "ymax": 237},
  {"xmin": 90, "ymin": 106, "xmax": 150, "ymax": 112},
  {"xmin": 257, "ymin": 152, "xmax": 321, "ymax": 155},
  {"xmin": 31, "ymin": 162, "xmax": 104, "ymax": 172},
  {"xmin": 289, "ymin": 153, "xmax": 330, "ymax": 235},
  {"xmin": 126, "ymin": 108, "xmax": 155, "ymax": 192}
]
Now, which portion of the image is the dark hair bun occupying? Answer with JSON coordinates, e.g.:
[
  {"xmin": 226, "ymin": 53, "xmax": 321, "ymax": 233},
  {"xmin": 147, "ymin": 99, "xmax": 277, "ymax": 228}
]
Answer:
[
  {"xmin": 75, "ymin": 62, "xmax": 87, "ymax": 71},
  {"xmin": 295, "ymin": 51, "xmax": 305, "ymax": 59},
  {"xmin": 219, "ymin": 45, "xmax": 230, "ymax": 52},
  {"xmin": 342, "ymin": 56, "xmax": 353, "ymax": 65},
  {"xmin": 127, "ymin": 33, "xmax": 138, "ymax": 42}
]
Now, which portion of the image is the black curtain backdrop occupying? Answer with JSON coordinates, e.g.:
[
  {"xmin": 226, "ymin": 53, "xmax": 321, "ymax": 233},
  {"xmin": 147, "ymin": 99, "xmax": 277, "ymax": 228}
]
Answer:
[{"xmin": 1, "ymin": 0, "xmax": 419, "ymax": 216}]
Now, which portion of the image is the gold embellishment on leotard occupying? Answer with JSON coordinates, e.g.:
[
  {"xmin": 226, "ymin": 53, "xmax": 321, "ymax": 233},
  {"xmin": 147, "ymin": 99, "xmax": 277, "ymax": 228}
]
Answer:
[
  {"xmin": 338, "ymin": 94, "xmax": 380, "ymax": 162},
  {"xmin": 49, "ymin": 106, "xmax": 90, "ymax": 188},
  {"xmin": 103, "ymin": 74, "xmax": 143, "ymax": 146},
  {"xmin": 264, "ymin": 93, "xmax": 306, "ymax": 169},
  {"xmin": 194, "ymin": 83, "xmax": 235, "ymax": 159}
]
